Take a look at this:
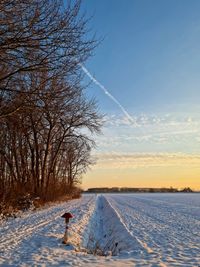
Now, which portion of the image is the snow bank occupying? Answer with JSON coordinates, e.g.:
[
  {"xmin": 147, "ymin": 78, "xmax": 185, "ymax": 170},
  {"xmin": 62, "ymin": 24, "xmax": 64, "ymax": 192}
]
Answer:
[{"xmin": 82, "ymin": 195, "xmax": 143, "ymax": 255}]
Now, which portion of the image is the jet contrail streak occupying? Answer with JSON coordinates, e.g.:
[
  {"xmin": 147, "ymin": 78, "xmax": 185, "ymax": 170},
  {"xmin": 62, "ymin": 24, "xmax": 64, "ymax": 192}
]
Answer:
[{"xmin": 80, "ymin": 64, "xmax": 136, "ymax": 125}]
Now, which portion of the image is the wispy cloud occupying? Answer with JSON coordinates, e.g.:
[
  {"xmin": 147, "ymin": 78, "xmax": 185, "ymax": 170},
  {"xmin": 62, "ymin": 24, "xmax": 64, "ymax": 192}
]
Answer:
[
  {"xmin": 80, "ymin": 64, "xmax": 137, "ymax": 126},
  {"xmin": 92, "ymin": 152, "xmax": 200, "ymax": 170},
  {"xmin": 104, "ymin": 113, "xmax": 200, "ymax": 128},
  {"xmin": 95, "ymin": 113, "xmax": 200, "ymax": 154}
]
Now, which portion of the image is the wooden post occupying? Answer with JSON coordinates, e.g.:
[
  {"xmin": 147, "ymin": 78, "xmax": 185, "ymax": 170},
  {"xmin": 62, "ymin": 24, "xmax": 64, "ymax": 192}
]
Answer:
[{"xmin": 63, "ymin": 224, "xmax": 69, "ymax": 244}]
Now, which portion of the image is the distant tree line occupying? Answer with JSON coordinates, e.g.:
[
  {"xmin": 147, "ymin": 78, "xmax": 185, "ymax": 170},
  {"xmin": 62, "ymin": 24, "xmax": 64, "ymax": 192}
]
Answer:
[
  {"xmin": 0, "ymin": 0, "xmax": 102, "ymax": 204},
  {"xmin": 86, "ymin": 187, "xmax": 194, "ymax": 193}
]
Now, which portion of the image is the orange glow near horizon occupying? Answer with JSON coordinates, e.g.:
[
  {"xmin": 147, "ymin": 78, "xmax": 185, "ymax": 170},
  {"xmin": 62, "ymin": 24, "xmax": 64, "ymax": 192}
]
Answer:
[{"xmin": 82, "ymin": 153, "xmax": 200, "ymax": 190}]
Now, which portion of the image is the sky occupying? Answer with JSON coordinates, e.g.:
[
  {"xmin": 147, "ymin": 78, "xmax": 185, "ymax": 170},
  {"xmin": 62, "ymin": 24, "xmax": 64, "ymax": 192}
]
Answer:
[{"xmin": 80, "ymin": 0, "xmax": 200, "ymax": 190}]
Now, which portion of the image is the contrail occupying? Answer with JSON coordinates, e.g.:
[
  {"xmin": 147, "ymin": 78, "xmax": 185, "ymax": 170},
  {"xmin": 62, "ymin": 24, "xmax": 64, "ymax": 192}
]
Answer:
[{"xmin": 80, "ymin": 64, "xmax": 136, "ymax": 125}]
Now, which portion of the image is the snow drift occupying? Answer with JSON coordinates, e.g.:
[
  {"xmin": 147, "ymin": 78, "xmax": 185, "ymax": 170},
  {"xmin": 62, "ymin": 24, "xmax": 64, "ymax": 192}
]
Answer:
[{"xmin": 82, "ymin": 195, "xmax": 143, "ymax": 255}]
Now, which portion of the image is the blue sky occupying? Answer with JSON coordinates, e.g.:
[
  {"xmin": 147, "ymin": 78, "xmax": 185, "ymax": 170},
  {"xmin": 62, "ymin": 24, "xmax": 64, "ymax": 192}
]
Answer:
[
  {"xmin": 79, "ymin": 0, "xmax": 200, "ymax": 189},
  {"xmin": 82, "ymin": 0, "xmax": 200, "ymax": 113}
]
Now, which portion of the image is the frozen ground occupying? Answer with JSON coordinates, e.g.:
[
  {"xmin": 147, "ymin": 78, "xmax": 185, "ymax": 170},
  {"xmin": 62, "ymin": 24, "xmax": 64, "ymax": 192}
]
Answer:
[{"xmin": 0, "ymin": 193, "xmax": 199, "ymax": 266}]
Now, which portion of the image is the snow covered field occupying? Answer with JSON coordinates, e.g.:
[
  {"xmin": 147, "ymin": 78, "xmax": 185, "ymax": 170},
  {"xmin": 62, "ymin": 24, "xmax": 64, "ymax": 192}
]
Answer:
[{"xmin": 0, "ymin": 193, "xmax": 199, "ymax": 266}]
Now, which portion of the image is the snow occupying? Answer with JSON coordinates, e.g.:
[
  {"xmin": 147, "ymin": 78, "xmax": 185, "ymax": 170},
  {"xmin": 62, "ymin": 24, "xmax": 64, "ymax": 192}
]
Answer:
[{"xmin": 0, "ymin": 193, "xmax": 199, "ymax": 266}]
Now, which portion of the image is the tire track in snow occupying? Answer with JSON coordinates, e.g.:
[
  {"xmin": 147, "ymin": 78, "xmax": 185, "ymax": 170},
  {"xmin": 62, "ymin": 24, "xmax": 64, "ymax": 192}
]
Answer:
[
  {"xmin": 105, "ymin": 196, "xmax": 169, "ymax": 267},
  {"xmin": 105, "ymin": 196, "xmax": 155, "ymax": 255},
  {"xmin": 107, "ymin": 197, "xmax": 163, "ymax": 254},
  {"xmin": 0, "ymin": 211, "xmax": 64, "ymax": 252},
  {"xmin": 125, "ymin": 194, "xmax": 200, "ymax": 222},
  {"xmin": 106, "ymin": 194, "xmax": 200, "ymax": 266},
  {"xmin": 0, "ymin": 196, "xmax": 95, "ymax": 255}
]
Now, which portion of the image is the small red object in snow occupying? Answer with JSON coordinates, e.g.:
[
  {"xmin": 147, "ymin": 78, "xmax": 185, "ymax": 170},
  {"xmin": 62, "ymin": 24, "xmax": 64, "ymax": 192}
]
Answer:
[{"xmin": 61, "ymin": 212, "xmax": 73, "ymax": 219}]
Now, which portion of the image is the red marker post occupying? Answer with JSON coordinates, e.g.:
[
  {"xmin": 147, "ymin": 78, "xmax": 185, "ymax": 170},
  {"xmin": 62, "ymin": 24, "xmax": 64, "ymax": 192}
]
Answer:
[{"xmin": 61, "ymin": 212, "xmax": 73, "ymax": 244}]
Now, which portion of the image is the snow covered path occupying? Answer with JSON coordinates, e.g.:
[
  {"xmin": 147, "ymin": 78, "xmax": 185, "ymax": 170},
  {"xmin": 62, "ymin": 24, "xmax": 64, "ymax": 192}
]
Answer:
[
  {"xmin": 0, "ymin": 195, "xmax": 97, "ymax": 266},
  {"xmin": 0, "ymin": 193, "xmax": 199, "ymax": 266}
]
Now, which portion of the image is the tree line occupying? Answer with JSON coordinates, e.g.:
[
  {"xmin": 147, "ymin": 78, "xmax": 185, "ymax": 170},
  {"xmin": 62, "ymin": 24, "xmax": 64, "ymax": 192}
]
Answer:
[
  {"xmin": 0, "ymin": 0, "xmax": 102, "ymax": 204},
  {"xmin": 86, "ymin": 187, "xmax": 194, "ymax": 193}
]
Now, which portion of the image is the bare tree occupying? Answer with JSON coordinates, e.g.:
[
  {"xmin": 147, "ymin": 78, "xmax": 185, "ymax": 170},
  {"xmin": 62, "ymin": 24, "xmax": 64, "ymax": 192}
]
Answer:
[
  {"xmin": 0, "ymin": 0, "xmax": 95, "ymax": 117},
  {"xmin": 0, "ymin": 0, "xmax": 102, "ymax": 205}
]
